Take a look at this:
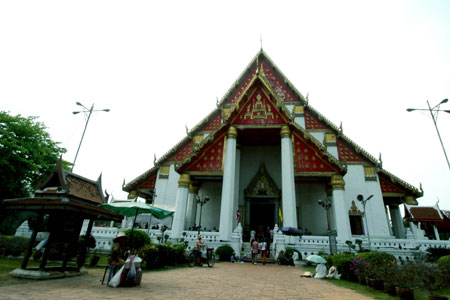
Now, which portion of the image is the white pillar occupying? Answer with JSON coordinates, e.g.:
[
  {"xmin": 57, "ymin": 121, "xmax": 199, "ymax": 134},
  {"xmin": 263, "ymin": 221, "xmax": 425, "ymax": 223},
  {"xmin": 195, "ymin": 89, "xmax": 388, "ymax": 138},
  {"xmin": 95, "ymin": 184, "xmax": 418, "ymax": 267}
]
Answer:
[
  {"xmin": 233, "ymin": 148, "xmax": 240, "ymax": 229},
  {"xmin": 171, "ymin": 174, "xmax": 190, "ymax": 238},
  {"xmin": 409, "ymin": 222, "xmax": 424, "ymax": 240},
  {"xmin": 433, "ymin": 224, "xmax": 440, "ymax": 240},
  {"xmin": 389, "ymin": 205, "xmax": 406, "ymax": 239},
  {"xmin": 219, "ymin": 126, "xmax": 237, "ymax": 241},
  {"xmin": 185, "ymin": 184, "xmax": 198, "ymax": 230},
  {"xmin": 280, "ymin": 126, "xmax": 297, "ymax": 228},
  {"xmin": 330, "ymin": 175, "xmax": 352, "ymax": 242}
]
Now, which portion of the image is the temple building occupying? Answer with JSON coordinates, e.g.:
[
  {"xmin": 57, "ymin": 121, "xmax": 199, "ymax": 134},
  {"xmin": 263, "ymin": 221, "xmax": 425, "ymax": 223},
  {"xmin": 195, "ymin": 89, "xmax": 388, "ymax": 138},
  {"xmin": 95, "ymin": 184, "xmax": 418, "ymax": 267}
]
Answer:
[{"xmin": 123, "ymin": 50, "xmax": 425, "ymax": 253}]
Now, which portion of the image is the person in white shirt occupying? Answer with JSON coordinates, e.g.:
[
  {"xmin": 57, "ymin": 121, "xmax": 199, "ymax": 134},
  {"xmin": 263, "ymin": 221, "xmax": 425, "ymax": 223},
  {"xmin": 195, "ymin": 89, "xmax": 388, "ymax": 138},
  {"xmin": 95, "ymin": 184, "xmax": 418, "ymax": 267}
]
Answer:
[{"xmin": 260, "ymin": 239, "xmax": 268, "ymax": 265}]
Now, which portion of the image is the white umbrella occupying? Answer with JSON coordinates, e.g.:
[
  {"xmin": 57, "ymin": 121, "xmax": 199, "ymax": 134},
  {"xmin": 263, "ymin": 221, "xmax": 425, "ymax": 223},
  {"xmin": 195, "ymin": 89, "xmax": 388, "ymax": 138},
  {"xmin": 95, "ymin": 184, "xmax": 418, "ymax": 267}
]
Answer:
[{"xmin": 305, "ymin": 254, "xmax": 327, "ymax": 264}]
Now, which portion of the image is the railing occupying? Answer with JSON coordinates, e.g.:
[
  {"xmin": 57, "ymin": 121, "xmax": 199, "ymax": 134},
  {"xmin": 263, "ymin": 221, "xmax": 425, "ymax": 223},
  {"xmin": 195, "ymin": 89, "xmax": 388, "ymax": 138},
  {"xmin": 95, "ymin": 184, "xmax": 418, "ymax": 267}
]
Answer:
[{"xmin": 17, "ymin": 221, "xmax": 450, "ymax": 262}]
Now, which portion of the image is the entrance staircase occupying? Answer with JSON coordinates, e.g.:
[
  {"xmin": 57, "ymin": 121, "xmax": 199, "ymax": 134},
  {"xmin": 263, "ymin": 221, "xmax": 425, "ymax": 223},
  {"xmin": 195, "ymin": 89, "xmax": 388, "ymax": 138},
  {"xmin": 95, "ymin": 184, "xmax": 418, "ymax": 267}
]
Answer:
[{"xmin": 241, "ymin": 242, "xmax": 276, "ymax": 264}]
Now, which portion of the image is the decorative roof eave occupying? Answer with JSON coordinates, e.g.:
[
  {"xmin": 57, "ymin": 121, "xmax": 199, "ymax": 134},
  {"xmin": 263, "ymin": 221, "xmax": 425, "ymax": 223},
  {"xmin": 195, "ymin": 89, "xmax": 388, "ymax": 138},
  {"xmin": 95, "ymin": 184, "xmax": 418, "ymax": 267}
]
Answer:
[
  {"xmin": 257, "ymin": 50, "xmax": 307, "ymax": 103},
  {"xmin": 216, "ymin": 52, "xmax": 260, "ymax": 108},
  {"xmin": 256, "ymin": 51, "xmax": 380, "ymax": 167},
  {"xmin": 290, "ymin": 121, "xmax": 346, "ymax": 173},
  {"xmin": 258, "ymin": 53, "xmax": 420, "ymax": 194},
  {"xmin": 379, "ymin": 168, "xmax": 423, "ymax": 197},
  {"xmin": 123, "ymin": 166, "xmax": 158, "ymax": 192},
  {"xmin": 175, "ymin": 123, "xmax": 228, "ymax": 173}
]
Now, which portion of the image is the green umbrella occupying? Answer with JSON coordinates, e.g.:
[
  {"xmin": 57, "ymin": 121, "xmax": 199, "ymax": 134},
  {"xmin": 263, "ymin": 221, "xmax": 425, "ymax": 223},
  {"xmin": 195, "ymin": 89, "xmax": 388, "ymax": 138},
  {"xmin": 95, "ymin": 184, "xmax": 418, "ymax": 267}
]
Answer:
[{"xmin": 100, "ymin": 201, "xmax": 174, "ymax": 236}]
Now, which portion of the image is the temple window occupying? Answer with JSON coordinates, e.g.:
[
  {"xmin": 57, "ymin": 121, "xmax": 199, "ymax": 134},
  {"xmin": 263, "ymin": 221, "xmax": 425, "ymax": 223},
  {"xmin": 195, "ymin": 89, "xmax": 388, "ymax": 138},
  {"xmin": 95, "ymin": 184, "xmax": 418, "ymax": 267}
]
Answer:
[{"xmin": 350, "ymin": 215, "xmax": 363, "ymax": 235}]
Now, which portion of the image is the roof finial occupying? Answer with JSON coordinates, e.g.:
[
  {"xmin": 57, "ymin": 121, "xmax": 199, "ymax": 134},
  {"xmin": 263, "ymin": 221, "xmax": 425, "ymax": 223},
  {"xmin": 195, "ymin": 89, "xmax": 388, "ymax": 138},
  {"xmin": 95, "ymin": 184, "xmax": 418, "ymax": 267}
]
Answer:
[
  {"xmin": 260, "ymin": 33, "xmax": 263, "ymax": 51},
  {"xmin": 378, "ymin": 153, "xmax": 383, "ymax": 168},
  {"xmin": 216, "ymin": 97, "xmax": 219, "ymax": 108},
  {"xmin": 305, "ymin": 93, "xmax": 309, "ymax": 107},
  {"xmin": 154, "ymin": 153, "xmax": 157, "ymax": 165},
  {"xmin": 185, "ymin": 125, "xmax": 189, "ymax": 135},
  {"xmin": 338, "ymin": 122, "xmax": 343, "ymax": 136}
]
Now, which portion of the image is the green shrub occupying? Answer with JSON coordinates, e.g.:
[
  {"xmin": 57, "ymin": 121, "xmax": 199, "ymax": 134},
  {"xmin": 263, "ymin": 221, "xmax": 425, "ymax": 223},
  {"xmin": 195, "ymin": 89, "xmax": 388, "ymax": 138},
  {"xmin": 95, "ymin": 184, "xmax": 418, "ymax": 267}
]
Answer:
[
  {"xmin": 330, "ymin": 252, "xmax": 355, "ymax": 281},
  {"xmin": 124, "ymin": 229, "xmax": 151, "ymax": 250},
  {"xmin": 215, "ymin": 244, "xmax": 234, "ymax": 261},
  {"xmin": 356, "ymin": 251, "xmax": 396, "ymax": 279},
  {"xmin": 0, "ymin": 235, "xmax": 30, "ymax": 256},
  {"xmin": 437, "ymin": 255, "xmax": 450, "ymax": 285},
  {"xmin": 141, "ymin": 243, "xmax": 187, "ymax": 269},
  {"xmin": 425, "ymin": 246, "xmax": 450, "ymax": 263}
]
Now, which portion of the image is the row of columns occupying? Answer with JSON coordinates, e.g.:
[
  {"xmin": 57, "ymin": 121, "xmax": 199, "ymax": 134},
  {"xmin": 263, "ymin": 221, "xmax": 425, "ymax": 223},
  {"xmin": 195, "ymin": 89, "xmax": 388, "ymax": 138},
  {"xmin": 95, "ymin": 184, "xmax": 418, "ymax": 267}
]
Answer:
[{"xmin": 171, "ymin": 125, "xmax": 352, "ymax": 242}]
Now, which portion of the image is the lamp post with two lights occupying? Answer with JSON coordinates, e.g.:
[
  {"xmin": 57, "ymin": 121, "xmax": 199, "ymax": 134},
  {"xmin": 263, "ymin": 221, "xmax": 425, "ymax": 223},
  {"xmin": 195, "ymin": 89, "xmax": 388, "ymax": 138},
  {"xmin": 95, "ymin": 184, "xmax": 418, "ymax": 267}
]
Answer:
[
  {"xmin": 357, "ymin": 194, "xmax": 374, "ymax": 251},
  {"xmin": 318, "ymin": 197, "xmax": 333, "ymax": 254},
  {"xmin": 72, "ymin": 102, "xmax": 110, "ymax": 171},
  {"xmin": 196, "ymin": 195, "xmax": 210, "ymax": 235},
  {"xmin": 407, "ymin": 99, "xmax": 450, "ymax": 170}
]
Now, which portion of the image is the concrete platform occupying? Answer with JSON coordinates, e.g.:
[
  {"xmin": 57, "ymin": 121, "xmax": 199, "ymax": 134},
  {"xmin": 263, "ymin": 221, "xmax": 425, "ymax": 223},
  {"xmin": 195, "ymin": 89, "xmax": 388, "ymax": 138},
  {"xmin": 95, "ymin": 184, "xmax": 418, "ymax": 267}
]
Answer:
[{"xmin": 9, "ymin": 267, "xmax": 87, "ymax": 280}]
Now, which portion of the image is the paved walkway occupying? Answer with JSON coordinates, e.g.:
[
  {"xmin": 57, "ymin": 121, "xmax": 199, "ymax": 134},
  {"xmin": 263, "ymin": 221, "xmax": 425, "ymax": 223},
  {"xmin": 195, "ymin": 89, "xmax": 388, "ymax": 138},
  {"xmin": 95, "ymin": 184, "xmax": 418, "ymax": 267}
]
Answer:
[{"xmin": 0, "ymin": 263, "xmax": 373, "ymax": 300}]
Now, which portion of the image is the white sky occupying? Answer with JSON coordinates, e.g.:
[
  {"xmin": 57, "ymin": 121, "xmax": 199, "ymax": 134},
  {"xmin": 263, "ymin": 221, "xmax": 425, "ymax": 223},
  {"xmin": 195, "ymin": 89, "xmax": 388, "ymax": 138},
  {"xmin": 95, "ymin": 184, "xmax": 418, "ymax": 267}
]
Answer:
[{"xmin": 1, "ymin": 1, "xmax": 449, "ymax": 210}]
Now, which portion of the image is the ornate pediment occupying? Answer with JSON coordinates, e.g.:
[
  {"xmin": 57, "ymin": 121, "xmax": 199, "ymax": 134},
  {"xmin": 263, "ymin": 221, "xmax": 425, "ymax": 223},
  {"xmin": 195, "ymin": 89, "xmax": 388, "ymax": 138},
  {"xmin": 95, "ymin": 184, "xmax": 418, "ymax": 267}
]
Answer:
[
  {"xmin": 244, "ymin": 163, "xmax": 280, "ymax": 198},
  {"xmin": 233, "ymin": 87, "xmax": 285, "ymax": 126}
]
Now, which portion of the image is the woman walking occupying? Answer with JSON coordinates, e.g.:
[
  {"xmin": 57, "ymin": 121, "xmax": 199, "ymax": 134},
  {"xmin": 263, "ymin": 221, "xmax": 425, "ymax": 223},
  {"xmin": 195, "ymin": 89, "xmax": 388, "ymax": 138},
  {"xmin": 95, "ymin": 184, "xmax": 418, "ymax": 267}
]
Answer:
[{"xmin": 251, "ymin": 239, "xmax": 259, "ymax": 264}]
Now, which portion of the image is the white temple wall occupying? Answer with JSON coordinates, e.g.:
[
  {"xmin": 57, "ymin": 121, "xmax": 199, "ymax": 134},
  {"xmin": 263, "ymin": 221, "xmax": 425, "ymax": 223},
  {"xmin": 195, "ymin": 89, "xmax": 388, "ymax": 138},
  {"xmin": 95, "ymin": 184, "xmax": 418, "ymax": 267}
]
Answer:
[
  {"xmin": 154, "ymin": 164, "xmax": 179, "ymax": 210},
  {"xmin": 238, "ymin": 145, "xmax": 282, "ymax": 204},
  {"xmin": 196, "ymin": 181, "xmax": 222, "ymax": 231},
  {"xmin": 295, "ymin": 183, "xmax": 328, "ymax": 235},
  {"xmin": 344, "ymin": 165, "xmax": 391, "ymax": 238}
]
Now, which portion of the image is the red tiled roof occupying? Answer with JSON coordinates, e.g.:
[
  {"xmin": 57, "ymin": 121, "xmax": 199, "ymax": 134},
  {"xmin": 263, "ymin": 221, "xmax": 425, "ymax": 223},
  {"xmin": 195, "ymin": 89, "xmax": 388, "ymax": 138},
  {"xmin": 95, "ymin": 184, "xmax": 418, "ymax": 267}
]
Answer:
[{"xmin": 408, "ymin": 207, "xmax": 442, "ymax": 222}]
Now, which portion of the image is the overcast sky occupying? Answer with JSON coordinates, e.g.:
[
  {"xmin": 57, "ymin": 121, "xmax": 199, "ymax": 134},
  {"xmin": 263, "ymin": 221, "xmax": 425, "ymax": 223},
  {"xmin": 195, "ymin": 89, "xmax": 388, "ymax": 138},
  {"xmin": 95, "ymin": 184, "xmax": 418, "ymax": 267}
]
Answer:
[{"xmin": 1, "ymin": 1, "xmax": 449, "ymax": 210}]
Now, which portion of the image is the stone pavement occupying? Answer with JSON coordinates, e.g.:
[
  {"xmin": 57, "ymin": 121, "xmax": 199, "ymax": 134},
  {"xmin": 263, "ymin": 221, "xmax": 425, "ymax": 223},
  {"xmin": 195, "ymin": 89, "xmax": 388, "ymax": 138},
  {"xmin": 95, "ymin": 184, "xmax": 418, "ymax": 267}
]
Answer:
[{"xmin": 0, "ymin": 263, "xmax": 373, "ymax": 300}]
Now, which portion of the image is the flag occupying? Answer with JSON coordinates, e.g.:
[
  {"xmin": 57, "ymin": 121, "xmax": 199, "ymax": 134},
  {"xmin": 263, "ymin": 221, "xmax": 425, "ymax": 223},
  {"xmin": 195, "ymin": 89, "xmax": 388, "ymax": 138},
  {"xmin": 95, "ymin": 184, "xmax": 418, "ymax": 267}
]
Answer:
[
  {"xmin": 236, "ymin": 209, "xmax": 241, "ymax": 223},
  {"xmin": 278, "ymin": 207, "xmax": 283, "ymax": 223}
]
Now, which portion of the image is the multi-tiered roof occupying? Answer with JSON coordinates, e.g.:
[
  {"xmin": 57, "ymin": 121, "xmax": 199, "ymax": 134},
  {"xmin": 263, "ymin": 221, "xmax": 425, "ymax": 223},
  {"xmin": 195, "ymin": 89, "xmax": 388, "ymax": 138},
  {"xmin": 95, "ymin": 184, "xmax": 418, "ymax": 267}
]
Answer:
[{"xmin": 124, "ymin": 50, "xmax": 422, "ymax": 203}]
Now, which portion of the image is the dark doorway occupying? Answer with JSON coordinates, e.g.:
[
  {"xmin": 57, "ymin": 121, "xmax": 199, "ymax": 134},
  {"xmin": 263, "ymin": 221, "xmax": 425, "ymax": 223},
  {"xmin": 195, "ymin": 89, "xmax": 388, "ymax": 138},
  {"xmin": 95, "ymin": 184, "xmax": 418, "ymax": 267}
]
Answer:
[{"xmin": 250, "ymin": 201, "xmax": 275, "ymax": 234}]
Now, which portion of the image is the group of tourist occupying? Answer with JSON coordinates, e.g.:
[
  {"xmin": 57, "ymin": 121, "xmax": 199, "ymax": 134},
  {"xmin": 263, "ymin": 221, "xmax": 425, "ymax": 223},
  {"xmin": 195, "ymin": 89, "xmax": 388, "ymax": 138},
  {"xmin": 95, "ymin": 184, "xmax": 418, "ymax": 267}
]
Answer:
[{"xmin": 250, "ymin": 238, "xmax": 268, "ymax": 265}]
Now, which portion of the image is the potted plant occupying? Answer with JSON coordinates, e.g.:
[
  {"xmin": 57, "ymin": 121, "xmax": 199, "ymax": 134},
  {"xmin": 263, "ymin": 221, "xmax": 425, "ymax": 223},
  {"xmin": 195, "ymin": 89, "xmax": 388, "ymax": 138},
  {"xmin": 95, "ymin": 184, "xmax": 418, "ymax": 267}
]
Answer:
[
  {"xmin": 368, "ymin": 265, "xmax": 384, "ymax": 290},
  {"xmin": 381, "ymin": 260, "xmax": 398, "ymax": 296},
  {"xmin": 419, "ymin": 262, "xmax": 448, "ymax": 300},
  {"xmin": 394, "ymin": 263, "xmax": 418, "ymax": 300}
]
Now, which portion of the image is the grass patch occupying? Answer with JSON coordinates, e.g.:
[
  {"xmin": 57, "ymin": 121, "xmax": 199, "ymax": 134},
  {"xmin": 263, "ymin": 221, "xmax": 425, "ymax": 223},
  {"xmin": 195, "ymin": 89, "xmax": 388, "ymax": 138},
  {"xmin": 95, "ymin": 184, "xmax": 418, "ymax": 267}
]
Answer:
[{"xmin": 301, "ymin": 265, "xmax": 450, "ymax": 300}]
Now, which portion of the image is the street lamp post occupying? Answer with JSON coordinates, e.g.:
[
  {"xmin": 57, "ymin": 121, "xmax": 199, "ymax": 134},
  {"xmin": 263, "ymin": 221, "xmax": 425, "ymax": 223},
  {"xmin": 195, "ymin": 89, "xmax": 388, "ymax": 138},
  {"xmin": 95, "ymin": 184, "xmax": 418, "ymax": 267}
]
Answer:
[
  {"xmin": 407, "ymin": 99, "xmax": 450, "ymax": 170},
  {"xmin": 196, "ymin": 195, "xmax": 209, "ymax": 235},
  {"xmin": 357, "ymin": 194, "xmax": 374, "ymax": 251},
  {"xmin": 318, "ymin": 198, "xmax": 333, "ymax": 254},
  {"xmin": 72, "ymin": 102, "xmax": 110, "ymax": 171}
]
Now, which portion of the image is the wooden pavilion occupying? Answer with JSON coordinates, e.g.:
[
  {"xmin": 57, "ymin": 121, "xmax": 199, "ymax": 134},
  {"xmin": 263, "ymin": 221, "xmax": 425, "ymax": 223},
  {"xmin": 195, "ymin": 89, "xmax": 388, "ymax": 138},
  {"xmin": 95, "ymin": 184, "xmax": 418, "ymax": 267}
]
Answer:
[{"xmin": 1, "ymin": 159, "xmax": 122, "ymax": 279}]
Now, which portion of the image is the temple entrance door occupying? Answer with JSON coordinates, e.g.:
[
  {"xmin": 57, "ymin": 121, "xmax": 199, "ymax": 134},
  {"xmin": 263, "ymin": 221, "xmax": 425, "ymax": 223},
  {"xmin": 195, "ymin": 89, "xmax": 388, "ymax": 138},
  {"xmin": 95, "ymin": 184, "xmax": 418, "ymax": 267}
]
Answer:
[{"xmin": 248, "ymin": 198, "xmax": 275, "ymax": 242}]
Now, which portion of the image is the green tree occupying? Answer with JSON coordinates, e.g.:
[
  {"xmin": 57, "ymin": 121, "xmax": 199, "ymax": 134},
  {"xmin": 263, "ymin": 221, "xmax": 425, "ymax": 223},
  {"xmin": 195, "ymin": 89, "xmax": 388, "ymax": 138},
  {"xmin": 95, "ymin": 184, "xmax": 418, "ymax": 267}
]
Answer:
[{"xmin": 0, "ymin": 111, "xmax": 67, "ymax": 233}]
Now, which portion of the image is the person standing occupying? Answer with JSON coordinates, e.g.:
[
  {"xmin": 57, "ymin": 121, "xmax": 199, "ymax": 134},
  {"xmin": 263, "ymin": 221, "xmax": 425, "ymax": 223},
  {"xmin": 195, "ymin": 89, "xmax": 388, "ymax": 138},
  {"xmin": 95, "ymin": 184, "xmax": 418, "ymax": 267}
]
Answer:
[
  {"xmin": 251, "ymin": 239, "xmax": 259, "ymax": 265},
  {"xmin": 260, "ymin": 239, "xmax": 268, "ymax": 265}
]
